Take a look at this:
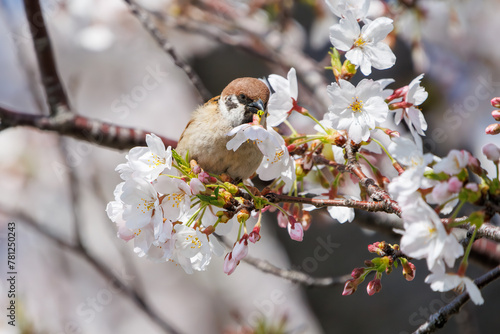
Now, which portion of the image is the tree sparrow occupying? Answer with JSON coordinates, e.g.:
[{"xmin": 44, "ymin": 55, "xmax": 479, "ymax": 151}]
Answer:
[{"xmin": 176, "ymin": 77, "xmax": 270, "ymax": 181}]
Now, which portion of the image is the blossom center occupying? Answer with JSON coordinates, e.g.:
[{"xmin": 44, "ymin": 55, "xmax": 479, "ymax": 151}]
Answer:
[
  {"xmin": 147, "ymin": 154, "xmax": 166, "ymax": 168},
  {"xmin": 138, "ymin": 197, "xmax": 155, "ymax": 213},
  {"xmin": 266, "ymin": 149, "xmax": 285, "ymax": 164},
  {"xmin": 165, "ymin": 193, "xmax": 185, "ymax": 208},
  {"xmin": 354, "ymin": 36, "xmax": 366, "ymax": 48},
  {"xmin": 349, "ymin": 97, "xmax": 364, "ymax": 113},
  {"xmin": 184, "ymin": 235, "xmax": 202, "ymax": 249}
]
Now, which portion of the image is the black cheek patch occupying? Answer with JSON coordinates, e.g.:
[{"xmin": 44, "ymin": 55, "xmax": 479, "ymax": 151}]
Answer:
[{"xmin": 225, "ymin": 97, "xmax": 238, "ymax": 111}]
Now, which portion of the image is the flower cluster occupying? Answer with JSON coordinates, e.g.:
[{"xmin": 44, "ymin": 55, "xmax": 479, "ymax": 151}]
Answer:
[
  {"xmin": 107, "ymin": 134, "xmax": 228, "ymax": 274},
  {"xmin": 106, "ymin": 0, "xmax": 500, "ymax": 308}
]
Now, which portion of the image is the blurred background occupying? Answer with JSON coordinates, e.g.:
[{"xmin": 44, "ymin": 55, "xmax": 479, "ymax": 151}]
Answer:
[{"xmin": 0, "ymin": 0, "xmax": 499, "ymax": 333}]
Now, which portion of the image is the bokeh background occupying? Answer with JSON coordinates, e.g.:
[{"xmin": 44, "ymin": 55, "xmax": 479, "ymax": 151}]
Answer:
[{"xmin": 1, "ymin": 0, "xmax": 499, "ymax": 333}]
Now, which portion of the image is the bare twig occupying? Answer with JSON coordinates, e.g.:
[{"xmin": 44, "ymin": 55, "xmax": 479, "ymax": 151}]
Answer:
[
  {"xmin": 413, "ymin": 265, "xmax": 500, "ymax": 334},
  {"xmin": 9, "ymin": 209, "xmax": 183, "ymax": 334},
  {"xmin": 217, "ymin": 235, "xmax": 348, "ymax": 287},
  {"xmin": 23, "ymin": 0, "xmax": 71, "ymax": 117},
  {"xmin": 242, "ymin": 255, "xmax": 351, "ymax": 288},
  {"xmin": 0, "ymin": 106, "xmax": 177, "ymax": 150},
  {"xmin": 123, "ymin": 0, "xmax": 212, "ymax": 102}
]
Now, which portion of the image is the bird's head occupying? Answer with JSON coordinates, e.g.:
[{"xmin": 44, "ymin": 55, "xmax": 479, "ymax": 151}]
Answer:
[{"xmin": 219, "ymin": 77, "xmax": 270, "ymax": 127}]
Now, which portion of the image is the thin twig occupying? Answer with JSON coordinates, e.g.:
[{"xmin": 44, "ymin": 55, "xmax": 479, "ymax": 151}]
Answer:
[
  {"xmin": 0, "ymin": 106, "xmax": 177, "ymax": 150},
  {"xmin": 9, "ymin": 209, "xmax": 183, "ymax": 334},
  {"xmin": 23, "ymin": 0, "xmax": 72, "ymax": 117},
  {"xmin": 413, "ymin": 265, "xmax": 500, "ymax": 334},
  {"xmin": 217, "ymin": 235, "xmax": 348, "ymax": 287},
  {"xmin": 242, "ymin": 255, "xmax": 351, "ymax": 287},
  {"xmin": 123, "ymin": 0, "xmax": 212, "ymax": 102}
]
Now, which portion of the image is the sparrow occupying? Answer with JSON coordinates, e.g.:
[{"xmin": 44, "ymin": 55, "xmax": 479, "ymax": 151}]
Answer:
[{"xmin": 176, "ymin": 77, "xmax": 270, "ymax": 181}]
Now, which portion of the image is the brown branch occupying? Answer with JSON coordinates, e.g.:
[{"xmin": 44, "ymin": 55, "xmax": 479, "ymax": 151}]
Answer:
[
  {"xmin": 266, "ymin": 193, "xmax": 401, "ymax": 216},
  {"xmin": 23, "ymin": 0, "xmax": 71, "ymax": 117},
  {"xmin": 7, "ymin": 208, "xmax": 183, "ymax": 334},
  {"xmin": 123, "ymin": 0, "xmax": 212, "ymax": 102},
  {"xmin": 413, "ymin": 265, "xmax": 500, "ymax": 334},
  {"xmin": 455, "ymin": 222, "xmax": 500, "ymax": 244},
  {"xmin": 345, "ymin": 142, "xmax": 402, "ymax": 215},
  {"xmin": 0, "ymin": 106, "xmax": 177, "ymax": 150},
  {"xmin": 242, "ymin": 255, "xmax": 351, "ymax": 287}
]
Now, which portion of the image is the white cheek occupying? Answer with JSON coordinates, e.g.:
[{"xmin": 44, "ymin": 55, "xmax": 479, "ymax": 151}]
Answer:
[{"xmin": 219, "ymin": 96, "xmax": 245, "ymax": 127}]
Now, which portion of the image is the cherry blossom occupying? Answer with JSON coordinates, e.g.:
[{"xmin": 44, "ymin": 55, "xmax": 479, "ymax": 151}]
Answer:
[
  {"xmin": 124, "ymin": 133, "xmax": 172, "ymax": 181},
  {"xmin": 267, "ymin": 67, "xmax": 299, "ymax": 126},
  {"xmin": 482, "ymin": 143, "xmax": 500, "ymax": 162},
  {"xmin": 226, "ymin": 123, "xmax": 282, "ymax": 158},
  {"xmin": 425, "ymin": 269, "xmax": 484, "ymax": 305},
  {"xmin": 169, "ymin": 224, "xmax": 213, "ymax": 274},
  {"xmin": 156, "ymin": 177, "xmax": 192, "ymax": 223},
  {"xmin": 120, "ymin": 177, "xmax": 163, "ymax": 230},
  {"xmin": 398, "ymin": 198, "xmax": 463, "ymax": 272},
  {"xmin": 287, "ymin": 219, "xmax": 304, "ymax": 242},
  {"xmin": 433, "ymin": 150, "xmax": 470, "ymax": 175},
  {"xmin": 325, "ymin": 78, "xmax": 389, "ymax": 143},
  {"xmin": 329, "ymin": 10, "xmax": 396, "ymax": 75},
  {"xmin": 393, "ymin": 74, "xmax": 429, "ymax": 137}
]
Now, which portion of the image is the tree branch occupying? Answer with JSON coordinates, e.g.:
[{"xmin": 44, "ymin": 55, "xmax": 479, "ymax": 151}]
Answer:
[
  {"xmin": 266, "ymin": 193, "xmax": 401, "ymax": 216},
  {"xmin": 242, "ymin": 255, "xmax": 351, "ymax": 288},
  {"xmin": 0, "ymin": 106, "xmax": 177, "ymax": 150},
  {"xmin": 345, "ymin": 142, "xmax": 402, "ymax": 215},
  {"xmin": 7, "ymin": 208, "xmax": 183, "ymax": 334},
  {"xmin": 23, "ymin": 0, "xmax": 71, "ymax": 117},
  {"xmin": 413, "ymin": 265, "xmax": 500, "ymax": 334},
  {"xmin": 123, "ymin": 0, "xmax": 212, "ymax": 102},
  {"xmin": 217, "ymin": 235, "xmax": 348, "ymax": 287}
]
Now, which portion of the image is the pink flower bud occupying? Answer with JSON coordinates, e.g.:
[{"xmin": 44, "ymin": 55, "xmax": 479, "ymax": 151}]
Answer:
[
  {"xmin": 287, "ymin": 220, "xmax": 304, "ymax": 242},
  {"xmin": 366, "ymin": 278, "xmax": 382, "ymax": 296},
  {"xmin": 198, "ymin": 171, "xmax": 210, "ymax": 183},
  {"xmin": 192, "ymin": 164, "xmax": 202, "ymax": 174},
  {"xmin": 232, "ymin": 235, "xmax": 249, "ymax": 261},
  {"xmin": 465, "ymin": 183, "xmax": 479, "ymax": 192},
  {"xmin": 447, "ymin": 176, "xmax": 462, "ymax": 193},
  {"xmin": 287, "ymin": 144, "xmax": 297, "ymax": 152},
  {"xmin": 248, "ymin": 225, "xmax": 261, "ymax": 243},
  {"xmin": 485, "ymin": 123, "xmax": 500, "ymax": 135},
  {"xmin": 482, "ymin": 143, "xmax": 500, "ymax": 162},
  {"xmin": 491, "ymin": 97, "xmax": 500, "ymax": 108},
  {"xmin": 387, "ymin": 86, "xmax": 409, "ymax": 101},
  {"xmin": 351, "ymin": 268, "xmax": 365, "ymax": 279},
  {"xmin": 367, "ymin": 242, "xmax": 380, "ymax": 253},
  {"xmin": 492, "ymin": 110, "xmax": 500, "ymax": 121},
  {"xmin": 277, "ymin": 212, "xmax": 288, "ymax": 228},
  {"xmin": 342, "ymin": 279, "xmax": 358, "ymax": 296},
  {"xmin": 223, "ymin": 253, "xmax": 238, "ymax": 275}
]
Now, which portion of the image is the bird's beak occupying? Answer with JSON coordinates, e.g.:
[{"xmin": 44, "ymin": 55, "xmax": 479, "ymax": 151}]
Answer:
[{"xmin": 248, "ymin": 99, "xmax": 265, "ymax": 115}]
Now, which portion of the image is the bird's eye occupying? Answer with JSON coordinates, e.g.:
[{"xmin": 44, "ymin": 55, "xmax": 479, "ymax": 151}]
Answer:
[{"xmin": 239, "ymin": 93, "xmax": 247, "ymax": 100}]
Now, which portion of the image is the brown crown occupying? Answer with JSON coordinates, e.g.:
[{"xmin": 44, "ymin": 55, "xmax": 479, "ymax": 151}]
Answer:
[{"xmin": 221, "ymin": 77, "xmax": 270, "ymax": 103}]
